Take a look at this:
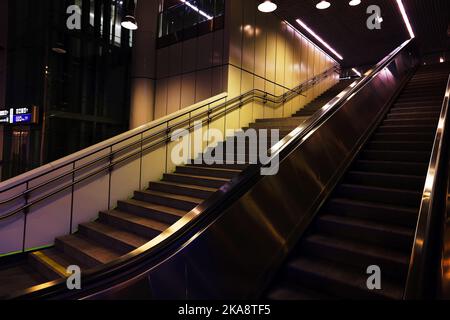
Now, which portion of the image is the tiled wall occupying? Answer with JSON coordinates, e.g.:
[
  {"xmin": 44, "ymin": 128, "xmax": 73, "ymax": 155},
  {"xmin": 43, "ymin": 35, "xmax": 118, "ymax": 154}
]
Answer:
[{"xmin": 154, "ymin": 0, "xmax": 339, "ymax": 125}]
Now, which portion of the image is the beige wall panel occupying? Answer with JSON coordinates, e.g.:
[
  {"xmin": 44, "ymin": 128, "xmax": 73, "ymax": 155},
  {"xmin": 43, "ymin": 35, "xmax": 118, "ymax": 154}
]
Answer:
[
  {"xmin": 228, "ymin": 0, "xmax": 243, "ymax": 67},
  {"xmin": 167, "ymin": 76, "xmax": 182, "ymax": 115},
  {"xmin": 212, "ymin": 29, "xmax": 224, "ymax": 66},
  {"xmin": 264, "ymin": 81, "xmax": 275, "ymax": 119},
  {"xmin": 242, "ymin": 0, "xmax": 256, "ymax": 73},
  {"xmin": 211, "ymin": 65, "xmax": 225, "ymax": 96},
  {"xmin": 240, "ymin": 71, "xmax": 254, "ymax": 128},
  {"xmin": 196, "ymin": 69, "xmax": 213, "ymax": 103},
  {"xmin": 155, "ymin": 78, "xmax": 168, "ymax": 119},
  {"xmin": 253, "ymin": 76, "xmax": 265, "ymax": 121},
  {"xmin": 197, "ymin": 33, "xmax": 213, "ymax": 70},
  {"xmin": 182, "ymin": 38, "xmax": 197, "ymax": 73},
  {"xmin": 180, "ymin": 72, "xmax": 196, "ymax": 109},
  {"xmin": 265, "ymin": 17, "xmax": 277, "ymax": 83},
  {"xmin": 156, "ymin": 46, "xmax": 169, "ymax": 79},
  {"xmin": 168, "ymin": 42, "xmax": 182, "ymax": 77},
  {"xmin": 254, "ymin": 11, "xmax": 267, "ymax": 79}
]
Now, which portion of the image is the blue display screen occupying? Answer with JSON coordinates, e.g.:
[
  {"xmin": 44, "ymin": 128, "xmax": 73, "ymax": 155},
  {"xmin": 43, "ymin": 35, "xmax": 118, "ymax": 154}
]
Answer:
[{"xmin": 13, "ymin": 114, "xmax": 32, "ymax": 124}]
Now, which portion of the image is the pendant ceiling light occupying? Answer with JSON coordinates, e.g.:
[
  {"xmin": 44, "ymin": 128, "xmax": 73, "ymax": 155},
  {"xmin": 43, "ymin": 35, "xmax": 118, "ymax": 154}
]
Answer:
[
  {"xmin": 258, "ymin": 1, "xmax": 277, "ymax": 13},
  {"xmin": 316, "ymin": 1, "xmax": 331, "ymax": 10},
  {"xmin": 121, "ymin": 0, "xmax": 138, "ymax": 30},
  {"xmin": 349, "ymin": 0, "xmax": 361, "ymax": 6}
]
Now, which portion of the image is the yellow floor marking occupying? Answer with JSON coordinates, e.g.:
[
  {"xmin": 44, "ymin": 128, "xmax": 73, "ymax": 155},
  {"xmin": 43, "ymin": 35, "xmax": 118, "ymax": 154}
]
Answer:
[{"xmin": 31, "ymin": 251, "xmax": 69, "ymax": 278}]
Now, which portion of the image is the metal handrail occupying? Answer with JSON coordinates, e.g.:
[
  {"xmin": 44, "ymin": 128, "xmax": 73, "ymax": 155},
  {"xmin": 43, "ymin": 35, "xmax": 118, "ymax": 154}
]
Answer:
[
  {"xmin": 8, "ymin": 39, "xmax": 415, "ymax": 300},
  {"xmin": 0, "ymin": 65, "xmax": 339, "ymax": 222},
  {"xmin": 404, "ymin": 74, "xmax": 450, "ymax": 299}
]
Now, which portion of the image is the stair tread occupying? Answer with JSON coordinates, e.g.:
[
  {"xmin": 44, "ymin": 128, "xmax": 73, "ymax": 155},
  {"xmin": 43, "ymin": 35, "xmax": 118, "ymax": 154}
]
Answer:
[
  {"xmin": 57, "ymin": 234, "xmax": 121, "ymax": 265},
  {"xmin": 138, "ymin": 189, "xmax": 203, "ymax": 204},
  {"xmin": 81, "ymin": 221, "xmax": 150, "ymax": 249},
  {"xmin": 349, "ymin": 170, "xmax": 423, "ymax": 179},
  {"xmin": 182, "ymin": 165, "xmax": 242, "ymax": 174},
  {"xmin": 330, "ymin": 197, "xmax": 417, "ymax": 213},
  {"xmin": 104, "ymin": 209, "xmax": 170, "ymax": 232},
  {"xmin": 121, "ymin": 198, "xmax": 186, "ymax": 217},
  {"xmin": 305, "ymin": 234, "xmax": 410, "ymax": 265},
  {"xmin": 288, "ymin": 256, "xmax": 404, "ymax": 299},
  {"xmin": 320, "ymin": 214, "xmax": 414, "ymax": 238},
  {"xmin": 151, "ymin": 181, "xmax": 217, "ymax": 192},
  {"xmin": 165, "ymin": 173, "xmax": 230, "ymax": 182},
  {"xmin": 339, "ymin": 183, "xmax": 421, "ymax": 197}
]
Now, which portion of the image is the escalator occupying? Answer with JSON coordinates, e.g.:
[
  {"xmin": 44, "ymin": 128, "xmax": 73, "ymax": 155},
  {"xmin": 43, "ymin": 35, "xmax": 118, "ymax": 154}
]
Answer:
[
  {"xmin": 1, "ymin": 40, "xmax": 449, "ymax": 301},
  {"xmin": 265, "ymin": 63, "xmax": 450, "ymax": 300},
  {"xmin": 0, "ymin": 76, "xmax": 350, "ymax": 298}
]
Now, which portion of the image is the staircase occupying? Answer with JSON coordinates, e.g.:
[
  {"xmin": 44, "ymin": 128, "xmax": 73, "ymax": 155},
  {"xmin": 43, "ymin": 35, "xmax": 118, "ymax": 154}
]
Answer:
[
  {"xmin": 0, "ymin": 79, "xmax": 350, "ymax": 297},
  {"xmin": 266, "ymin": 63, "xmax": 450, "ymax": 300}
]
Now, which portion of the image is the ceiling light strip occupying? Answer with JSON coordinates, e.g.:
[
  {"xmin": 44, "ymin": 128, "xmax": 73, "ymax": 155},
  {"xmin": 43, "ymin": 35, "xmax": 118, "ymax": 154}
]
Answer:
[
  {"xmin": 180, "ymin": 0, "xmax": 213, "ymax": 20},
  {"xmin": 352, "ymin": 68, "xmax": 362, "ymax": 77},
  {"xmin": 296, "ymin": 18, "xmax": 344, "ymax": 60},
  {"xmin": 395, "ymin": 0, "xmax": 415, "ymax": 39}
]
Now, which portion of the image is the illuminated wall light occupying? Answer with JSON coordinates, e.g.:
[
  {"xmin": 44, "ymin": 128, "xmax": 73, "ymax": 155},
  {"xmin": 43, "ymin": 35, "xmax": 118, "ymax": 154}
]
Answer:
[
  {"xmin": 349, "ymin": 0, "xmax": 361, "ymax": 6},
  {"xmin": 316, "ymin": 1, "xmax": 331, "ymax": 10},
  {"xmin": 395, "ymin": 0, "xmax": 415, "ymax": 39},
  {"xmin": 440, "ymin": 57, "xmax": 445, "ymax": 63},
  {"xmin": 352, "ymin": 68, "xmax": 362, "ymax": 77},
  {"xmin": 258, "ymin": 0, "xmax": 277, "ymax": 13},
  {"xmin": 296, "ymin": 18, "xmax": 343, "ymax": 60},
  {"xmin": 180, "ymin": 0, "xmax": 213, "ymax": 20}
]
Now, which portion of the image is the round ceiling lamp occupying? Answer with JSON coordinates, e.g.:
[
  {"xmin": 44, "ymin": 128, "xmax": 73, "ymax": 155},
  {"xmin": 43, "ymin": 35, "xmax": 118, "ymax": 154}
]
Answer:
[
  {"xmin": 258, "ymin": 1, "xmax": 277, "ymax": 13},
  {"xmin": 316, "ymin": 1, "xmax": 331, "ymax": 10},
  {"xmin": 349, "ymin": 0, "xmax": 361, "ymax": 6},
  {"xmin": 121, "ymin": 0, "xmax": 138, "ymax": 30},
  {"xmin": 121, "ymin": 15, "xmax": 138, "ymax": 30}
]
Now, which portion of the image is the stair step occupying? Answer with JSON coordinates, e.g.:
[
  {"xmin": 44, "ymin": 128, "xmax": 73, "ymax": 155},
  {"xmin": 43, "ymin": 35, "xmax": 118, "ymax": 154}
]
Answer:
[
  {"xmin": 377, "ymin": 125, "xmax": 436, "ymax": 133},
  {"xmin": 345, "ymin": 171, "xmax": 425, "ymax": 191},
  {"xmin": 29, "ymin": 249, "xmax": 84, "ymax": 280},
  {"xmin": 360, "ymin": 150, "xmax": 431, "ymax": 162},
  {"xmin": 99, "ymin": 209, "xmax": 168, "ymax": 239},
  {"xmin": 316, "ymin": 214, "xmax": 414, "ymax": 251},
  {"xmin": 382, "ymin": 118, "xmax": 438, "ymax": 126},
  {"xmin": 188, "ymin": 162, "xmax": 249, "ymax": 170},
  {"xmin": 149, "ymin": 181, "xmax": 216, "ymax": 199},
  {"xmin": 267, "ymin": 282, "xmax": 335, "ymax": 300},
  {"xmin": 79, "ymin": 221, "xmax": 150, "ymax": 254},
  {"xmin": 372, "ymin": 132, "xmax": 435, "ymax": 142},
  {"xmin": 302, "ymin": 234, "xmax": 410, "ymax": 280},
  {"xmin": 387, "ymin": 111, "xmax": 440, "ymax": 119},
  {"xmin": 55, "ymin": 234, "xmax": 121, "ymax": 269},
  {"xmin": 285, "ymin": 256, "xmax": 403, "ymax": 299},
  {"xmin": 367, "ymin": 141, "xmax": 432, "ymax": 152},
  {"xmin": 163, "ymin": 173, "xmax": 229, "ymax": 188},
  {"xmin": 325, "ymin": 197, "xmax": 418, "ymax": 227},
  {"xmin": 134, "ymin": 189, "xmax": 202, "ymax": 211},
  {"xmin": 335, "ymin": 184, "xmax": 421, "ymax": 207},
  {"xmin": 117, "ymin": 198, "xmax": 185, "ymax": 224},
  {"xmin": 175, "ymin": 165, "xmax": 241, "ymax": 179},
  {"xmin": 353, "ymin": 160, "xmax": 428, "ymax": 176},
  {"xmin": 390, "ymin": 106, "xmax": 441, "ymax": 114}
]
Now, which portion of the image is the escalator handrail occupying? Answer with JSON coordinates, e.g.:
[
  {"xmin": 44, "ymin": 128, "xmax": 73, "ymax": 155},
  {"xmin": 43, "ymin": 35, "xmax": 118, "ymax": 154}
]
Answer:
[
  {"xmin": 404, "ymin": 74, "xmax": 450, "ymax": 299},
  {"xmin": 0, "ymin": 65, "xmax": 338, "ymax": 221},
  {"xmin": 10, "ymin": 39, "xmax": 417, "ymax": 299}
]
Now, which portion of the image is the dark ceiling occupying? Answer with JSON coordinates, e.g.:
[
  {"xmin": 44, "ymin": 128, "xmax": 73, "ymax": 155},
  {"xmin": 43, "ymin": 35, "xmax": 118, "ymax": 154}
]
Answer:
[{"xmin": 276, "ymin": 0, "xmax": 450, "ymax": 68}]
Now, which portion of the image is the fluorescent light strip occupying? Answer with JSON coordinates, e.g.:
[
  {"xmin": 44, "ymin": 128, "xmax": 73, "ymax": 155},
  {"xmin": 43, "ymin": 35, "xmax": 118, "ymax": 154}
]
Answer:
[
  {"xmin": 296, "ymin": 18, "xmax": 344, "ymax": 60},
  {"xmin": 352, "ymin": 68, "xmax": 362, "ymax": 77},
  {"xmin": 395, "ymin": 0, "xmax": 415, "ymax": 39},
  {"xmin": 180, "ymin": 0, "xmax": 213, "ymax": 20}
]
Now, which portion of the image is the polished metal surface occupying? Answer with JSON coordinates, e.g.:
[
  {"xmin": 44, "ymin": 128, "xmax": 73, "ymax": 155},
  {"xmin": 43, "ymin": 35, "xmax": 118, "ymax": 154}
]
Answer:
[
  {"xmin": 54, "ymin": 42, "xmax": 415, "ymax": 300},
  {"xmin": 406, "ymin": 74, "xmax": 450, "ymax": 299},
  {"xmin": 10, "ymin": 41, "xmax": 416, "ymax": 299}
]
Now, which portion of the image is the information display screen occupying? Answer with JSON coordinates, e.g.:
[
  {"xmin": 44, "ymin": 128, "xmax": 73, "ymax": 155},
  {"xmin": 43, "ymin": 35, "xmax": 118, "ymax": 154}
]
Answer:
[{"xmin": 0, "ymin": 106, "xmax": 38, "ymax": 125}]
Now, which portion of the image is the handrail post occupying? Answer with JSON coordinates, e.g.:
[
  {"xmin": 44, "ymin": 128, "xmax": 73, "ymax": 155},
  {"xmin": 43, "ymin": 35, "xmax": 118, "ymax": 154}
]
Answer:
[{"xmin": 22, "ymin": 182, "xmax": 29, "ymax": 253}]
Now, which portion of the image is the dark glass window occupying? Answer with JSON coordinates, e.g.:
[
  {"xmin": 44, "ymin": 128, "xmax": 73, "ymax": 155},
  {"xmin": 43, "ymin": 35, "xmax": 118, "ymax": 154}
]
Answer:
[{"xmin": 157, "ymin": 0, "xmax": 225, "ymax": 48}]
